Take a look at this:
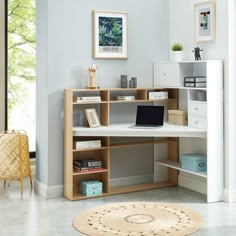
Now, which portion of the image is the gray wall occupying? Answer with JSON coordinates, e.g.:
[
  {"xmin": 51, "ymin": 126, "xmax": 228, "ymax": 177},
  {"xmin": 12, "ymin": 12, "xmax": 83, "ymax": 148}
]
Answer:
[{"xmin": 36, "ymin": 0, "xmax": 169, "ymax": 186}]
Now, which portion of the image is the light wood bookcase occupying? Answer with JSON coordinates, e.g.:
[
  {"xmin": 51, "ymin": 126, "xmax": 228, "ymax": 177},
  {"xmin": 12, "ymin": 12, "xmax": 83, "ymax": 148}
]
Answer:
[{"xmin": 64, "ymin": 88, "xmax": 179, "ymax": 200}]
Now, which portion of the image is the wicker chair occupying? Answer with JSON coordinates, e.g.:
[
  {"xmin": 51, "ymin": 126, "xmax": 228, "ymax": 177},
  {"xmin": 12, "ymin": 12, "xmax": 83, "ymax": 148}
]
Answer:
[{"xmin": 0, "ymin": 130, "xmax": 32, "ymax": 195}]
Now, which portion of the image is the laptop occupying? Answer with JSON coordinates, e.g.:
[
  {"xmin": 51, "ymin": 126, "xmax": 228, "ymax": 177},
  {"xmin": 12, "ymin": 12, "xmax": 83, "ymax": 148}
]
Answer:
[{"xmin": 130, "ymin": 105, "xmax": 164, "ymax": 129}]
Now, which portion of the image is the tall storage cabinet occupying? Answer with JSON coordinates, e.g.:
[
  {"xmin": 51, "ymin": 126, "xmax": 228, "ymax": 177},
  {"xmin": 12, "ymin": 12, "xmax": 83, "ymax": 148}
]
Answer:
[{"xmin": 153, "ymin": 60, "xmax": 224, "ymax": 203}]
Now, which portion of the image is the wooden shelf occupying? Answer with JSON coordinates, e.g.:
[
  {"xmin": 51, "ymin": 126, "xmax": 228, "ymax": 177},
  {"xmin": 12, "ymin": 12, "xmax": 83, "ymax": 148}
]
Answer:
[
  {"xmin": 109, "ymin": 181, "xmax": 176, "ymax": 195},
  {"xmin": 73, "ymin": 101, "xmax": 108, "ymax": 105},
  {"xmin": 156, "ymin": 160, "xmax": 207, "ymax": 178},
  {"xmin": 70, "ymin": 181, "xmax": 176, "ymax": 200},
  {"xmin": 73, "ymin": 169, "xmax": 108, "ymax": 176},
  {"xmin": 71, "ymin": 192, "xmax": 109, "ymax": 201},
  {"xmin": 73, "ymin": 147, "xmax": 108, "ymax": 152}
]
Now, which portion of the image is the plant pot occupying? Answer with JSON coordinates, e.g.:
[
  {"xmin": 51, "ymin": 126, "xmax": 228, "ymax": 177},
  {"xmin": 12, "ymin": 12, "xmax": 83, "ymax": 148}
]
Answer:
[{"xmin": 170, "ymin": 51, "xmax": 183, "ymax": 62}]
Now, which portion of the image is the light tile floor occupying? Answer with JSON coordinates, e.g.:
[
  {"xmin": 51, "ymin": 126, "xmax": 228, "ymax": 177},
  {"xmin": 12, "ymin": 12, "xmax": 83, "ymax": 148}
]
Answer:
[{"xmin": 0, "ymin": 179, "xmax": 236, "ymax": 236}]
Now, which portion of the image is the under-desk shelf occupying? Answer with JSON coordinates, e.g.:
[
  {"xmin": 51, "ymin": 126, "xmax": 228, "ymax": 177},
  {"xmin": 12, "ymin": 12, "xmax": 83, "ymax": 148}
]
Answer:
[
  {"xmin": 109, "ymin": 181, "xmax": 176, "ymax": 195},
  {"xmin": 156, "ymin": 160, "xmax": 207, "ymax": 178}
]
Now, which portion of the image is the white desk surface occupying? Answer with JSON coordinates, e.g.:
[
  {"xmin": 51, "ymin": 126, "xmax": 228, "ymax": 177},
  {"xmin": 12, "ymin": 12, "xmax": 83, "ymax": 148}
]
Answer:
[{"xmin": 73, "ymin": 123, "xmax": 206, "ymax": 138}]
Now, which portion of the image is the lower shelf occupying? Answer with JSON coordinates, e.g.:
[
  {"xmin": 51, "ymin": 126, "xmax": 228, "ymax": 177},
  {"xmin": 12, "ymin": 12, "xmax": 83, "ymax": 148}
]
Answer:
[
  {"xmin": 68, "ymin": 181, "xmax": 176, "ymax": 201},
  {"xmin": 156, "ymin": 160, "xmax": 207, "ymax": 178},
  {"xmin": 109, "ymin": 181, "xmax": 176, "ymax": 195}
]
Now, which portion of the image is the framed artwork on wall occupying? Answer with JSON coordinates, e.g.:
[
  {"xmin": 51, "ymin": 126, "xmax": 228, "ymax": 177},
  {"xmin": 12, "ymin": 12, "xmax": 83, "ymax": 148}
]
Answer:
[
  {"xmin": 85, "ymin": 108, "xmax": 101, "ymax": 128},
  {"xmin": 194, "ymin": 1, "xmax": 215, "ymax": 42},
  {"xmin": 93, "ymin": 10, "xmax": 128, "ymax": 59}
]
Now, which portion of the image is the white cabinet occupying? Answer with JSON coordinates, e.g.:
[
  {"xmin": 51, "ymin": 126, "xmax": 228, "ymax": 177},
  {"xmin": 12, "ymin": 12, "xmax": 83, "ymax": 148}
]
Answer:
[
  {"xmin": 154, "ymin": 62, "xmax": 181, "ymax": 87},
  {"xmin": 154, "ymin": 60, "xmax": 224, "ymax": 203}
]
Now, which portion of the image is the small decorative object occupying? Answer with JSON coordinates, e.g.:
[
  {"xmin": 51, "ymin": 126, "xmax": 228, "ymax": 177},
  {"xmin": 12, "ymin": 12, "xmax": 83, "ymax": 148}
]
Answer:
[
  {"xmin": 128, "ymin": 80, "xmax": 133, "ymax": 88},
  {"xmin": 93, "ymin": 10, "xmax": 128, "ymax": 59},
  {"xmin": 194, "ymin": 1, "xmax": 215, "ymax": 42},
  {"xmin": 88, "ymin": 64, "xmax": 100, "ymax": 89},
  {"xmin": 131, "ymin": 77, "xmax": 137, "ymax": 88},
  {"xmin": 120, "ymin": 75, "xmax": 128, "ymax": 88},
  {"xmin": 170, "ymin": 43, "xmax": 184, "ymax": 62},
  {"xmin": 192, "ymin": 47, "xmax": 203, "ymax": 61},
  {"xmin": 85, "ymin": 108, "xmax": 101, "ymax": 128}
]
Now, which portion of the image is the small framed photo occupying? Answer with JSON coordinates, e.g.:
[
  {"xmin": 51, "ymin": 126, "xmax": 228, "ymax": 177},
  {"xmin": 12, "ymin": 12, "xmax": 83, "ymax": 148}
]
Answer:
[
  {"xmin": 93, "ymin": 10, "xmax": 128, "ymax": 59},
  {"xmin": 194, "ymin": 1, "xmax": 215, "ymax": 42},
  {"xmin": 85, "ymin": 108, "xmax": 101, "ymax": 128}
]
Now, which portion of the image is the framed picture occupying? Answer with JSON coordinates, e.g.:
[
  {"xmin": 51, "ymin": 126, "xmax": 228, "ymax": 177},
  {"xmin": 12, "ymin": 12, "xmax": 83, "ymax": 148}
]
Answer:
[
  {"xmin": 194, "ymin": 1, "xmax": 215, "ymax": 42},
  {"xmin": 85, "ymin": 108, "xmax": 101, "ymax": 128},
  {"xmin": 93, "ymin": 10, "xmax": 128, "ymax": 59}
]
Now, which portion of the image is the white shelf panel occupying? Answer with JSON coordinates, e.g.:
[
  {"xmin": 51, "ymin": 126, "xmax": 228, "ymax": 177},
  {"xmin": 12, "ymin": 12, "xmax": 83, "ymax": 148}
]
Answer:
[
  {"xmin": 156, "ymin": 160, "xmax": 207, "ymax": 178},
  {"xmin": 73, "ymin": 123, "xmax": 206, "ymax": 138}
]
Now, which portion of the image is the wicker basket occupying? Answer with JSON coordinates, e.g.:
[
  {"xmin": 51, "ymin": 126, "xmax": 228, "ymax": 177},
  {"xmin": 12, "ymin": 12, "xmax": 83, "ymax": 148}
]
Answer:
[{"xmin": 0, "ymin": 130, "xmax": 32, "ymax": 194}]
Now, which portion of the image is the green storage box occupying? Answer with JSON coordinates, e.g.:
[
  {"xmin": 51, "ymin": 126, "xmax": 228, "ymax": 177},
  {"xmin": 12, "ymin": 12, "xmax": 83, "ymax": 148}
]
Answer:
[{"xmin": 181, "ymin": 153, "xmax": 207, "ymax": 172}]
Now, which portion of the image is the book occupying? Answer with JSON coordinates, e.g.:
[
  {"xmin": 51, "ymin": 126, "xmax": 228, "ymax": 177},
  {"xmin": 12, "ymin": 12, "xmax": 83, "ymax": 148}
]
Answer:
[
  {"xmin": 73, "ymin": 96, "xmax": 101, "ymax": 102},
  {"xmin": 115, "ymin": 96, "xmax": 135, "ymax": 101},
  {"xmin": 74, "ymin": 140, "xmax": 101, "ymax": 149},
  {"xmin": 73, "ymin": 160, "xmax": 102, "ymax": 168},
  {"xmin": 73, "ymin": 166, "xmax": 104, "ymax": 173},
  {"xmin": 184, "ymin": 76, "xmax": 206, "ymax": 83}
]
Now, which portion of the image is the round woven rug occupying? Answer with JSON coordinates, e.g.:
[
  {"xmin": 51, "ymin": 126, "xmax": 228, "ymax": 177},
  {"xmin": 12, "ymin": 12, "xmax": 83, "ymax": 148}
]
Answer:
[{"xmin": 73, "ymin": 202, "xmax": 203, "ymax": 236}]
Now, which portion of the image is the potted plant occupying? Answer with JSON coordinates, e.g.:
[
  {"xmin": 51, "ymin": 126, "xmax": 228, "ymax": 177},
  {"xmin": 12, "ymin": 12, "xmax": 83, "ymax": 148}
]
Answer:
[{"xmin": 170, "ymin": 43, "xmax": 184, "ymax": 62}]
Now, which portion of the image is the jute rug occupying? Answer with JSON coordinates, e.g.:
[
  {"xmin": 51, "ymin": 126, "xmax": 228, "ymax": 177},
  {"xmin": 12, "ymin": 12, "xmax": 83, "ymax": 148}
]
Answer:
[{"xmin": 73, "ymin": 202, "xmax": 204, "ymax": 236}]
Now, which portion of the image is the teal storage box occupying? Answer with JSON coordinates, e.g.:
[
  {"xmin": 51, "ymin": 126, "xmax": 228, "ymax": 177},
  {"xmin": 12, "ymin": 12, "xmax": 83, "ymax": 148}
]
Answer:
[
  {"xmin": 181, "ymin": 153, "xmax": 207, "ymax": 172},
  {"xmin": 80, "ymin": 180, "xmax": 103, "ymax": 196}
]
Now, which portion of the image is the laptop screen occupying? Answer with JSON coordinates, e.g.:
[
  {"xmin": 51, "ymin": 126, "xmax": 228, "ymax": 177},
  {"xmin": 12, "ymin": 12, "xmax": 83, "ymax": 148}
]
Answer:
[{"xmin": 136, "ymin": 105, "xmax": 164, "ymax": 126}]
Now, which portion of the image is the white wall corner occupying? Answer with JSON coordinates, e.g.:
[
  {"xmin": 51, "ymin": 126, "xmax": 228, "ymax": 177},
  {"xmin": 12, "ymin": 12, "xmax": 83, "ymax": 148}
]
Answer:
[
  {"xmin": 224, "ymin": 189, "xmax": 236, "ymax": 202},
  {"xmin": 34, "ymin": 179, "xmax": 64, "ymax": 199}
]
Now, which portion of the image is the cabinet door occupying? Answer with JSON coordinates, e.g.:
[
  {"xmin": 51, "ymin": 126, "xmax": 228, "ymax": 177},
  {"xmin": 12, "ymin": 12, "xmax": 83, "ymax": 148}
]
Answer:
[
  {"xmin": 154, "ymin": 63, "xmax": 180, "ymax": 87},
  {"xmin": 188, "ymin": 102, "xmax": 207, "ymax": 117},
  {"xmin": 188, "ymin": 116, "xmax": 207, "ymax": 129}
]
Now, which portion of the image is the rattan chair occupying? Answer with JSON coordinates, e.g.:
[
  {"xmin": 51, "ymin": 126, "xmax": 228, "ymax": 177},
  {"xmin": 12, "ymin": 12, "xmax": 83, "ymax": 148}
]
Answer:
[{"xmin": 0, "ymin": 130, "xmax": 32, "ymax": 195}]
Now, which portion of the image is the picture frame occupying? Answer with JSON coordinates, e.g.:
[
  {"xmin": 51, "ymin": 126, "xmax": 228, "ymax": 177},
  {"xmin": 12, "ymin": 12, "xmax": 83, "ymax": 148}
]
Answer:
[
  {"xmin": 85, "ymin": 108, "xmax": 101, "ymax": 128},
  {"xmin": 93, "ymin": 10, "xmax": 128, "ymax": 59},
  {"xmin": 194, "ymin": 1, "xmax": 215, "ymax": 42}
]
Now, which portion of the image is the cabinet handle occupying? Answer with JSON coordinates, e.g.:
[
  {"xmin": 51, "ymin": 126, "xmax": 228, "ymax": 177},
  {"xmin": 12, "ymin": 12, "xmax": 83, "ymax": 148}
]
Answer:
[
  {"xmin": 195, "ymin": 121, "xmax": 198, "ymax": 124},
  {"xmin": 194, "ymin": 107, "xmax": 198, "ymax": 111}
]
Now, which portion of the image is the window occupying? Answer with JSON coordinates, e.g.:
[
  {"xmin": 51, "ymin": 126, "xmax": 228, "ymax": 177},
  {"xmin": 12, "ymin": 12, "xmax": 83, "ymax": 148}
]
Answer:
[{"xmin": 7, "ymin": 0, "xmax": 36, "ymax": 153}]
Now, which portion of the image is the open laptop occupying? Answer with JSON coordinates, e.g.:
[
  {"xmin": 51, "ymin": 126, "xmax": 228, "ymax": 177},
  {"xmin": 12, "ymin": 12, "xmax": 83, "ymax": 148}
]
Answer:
[{"xmin": 130, "ymin": 105, "xmax": 164, "ymax": 129}]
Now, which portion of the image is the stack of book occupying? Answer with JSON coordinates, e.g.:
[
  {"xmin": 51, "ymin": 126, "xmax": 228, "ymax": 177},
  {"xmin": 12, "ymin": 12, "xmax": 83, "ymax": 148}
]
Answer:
[
  {"xmin": 74, "ymin": 140, "xmax": 101, "ymax": 150},
  {"xmin": 73, "ymin": 96, "xmax": 101, "ymax": 102},
  {"xmin": 184, "ymin": 76, "xmax": 207, "ymax": 88},
  {"xmin": 115, "ymin": 95, "xmax": 135, "ymax": 101},
  {"xmin": 149, "ymin": 91, "xmax": 168, "ymax": 100},
  {"xmin": 73, "ymin": 159, "xmax": 103, "ymax": 172}
]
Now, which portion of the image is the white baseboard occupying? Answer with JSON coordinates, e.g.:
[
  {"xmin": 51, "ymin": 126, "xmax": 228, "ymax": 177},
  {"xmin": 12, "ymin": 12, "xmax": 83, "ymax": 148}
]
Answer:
[
  {"xmin": 224, "ymin": 189, "xmax": 236, "ymax": 202},
  {"xmin": 34, "ymin": 179, "xmax": 63, "ymax": 199},
  {"xmin": 110, "ymin": 174, "xmax": 153, "ymax": 188},
  {"xmin": 178, "ymin": 175, "xmax": 207, "ymax": 195},
  {"xmin": 30, "ymin": 159, "xmax": 36, "ymax": 176}
]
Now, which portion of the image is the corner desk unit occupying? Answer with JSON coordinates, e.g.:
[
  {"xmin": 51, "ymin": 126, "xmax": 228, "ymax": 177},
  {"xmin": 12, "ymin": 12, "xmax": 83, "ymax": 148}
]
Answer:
[{"xmin": 64, "ymin": 60, "xmax": 223, "ymax": 203}]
